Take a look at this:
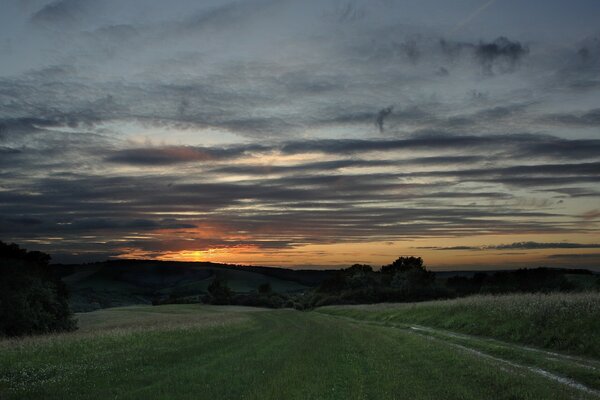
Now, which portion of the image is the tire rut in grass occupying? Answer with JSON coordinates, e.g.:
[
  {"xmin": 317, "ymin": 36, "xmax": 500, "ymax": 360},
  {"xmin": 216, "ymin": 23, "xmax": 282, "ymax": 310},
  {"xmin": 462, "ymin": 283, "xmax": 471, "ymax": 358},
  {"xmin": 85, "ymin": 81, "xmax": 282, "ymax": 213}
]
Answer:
[{"xmin": 322, "ymin": 313, "xmax": 600, "ymax": 398}]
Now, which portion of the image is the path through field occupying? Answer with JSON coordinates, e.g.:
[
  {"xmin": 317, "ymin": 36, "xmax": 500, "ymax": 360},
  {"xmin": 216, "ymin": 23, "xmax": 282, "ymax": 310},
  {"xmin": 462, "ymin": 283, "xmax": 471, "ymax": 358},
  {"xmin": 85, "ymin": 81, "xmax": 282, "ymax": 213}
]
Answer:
[
  {"xmin": 321, "ymin": 312, "xmax": 600, "ymax": 397},
  {"xmin": 1, "ymin": 305, "xmax": 598, "ymax": 400}
]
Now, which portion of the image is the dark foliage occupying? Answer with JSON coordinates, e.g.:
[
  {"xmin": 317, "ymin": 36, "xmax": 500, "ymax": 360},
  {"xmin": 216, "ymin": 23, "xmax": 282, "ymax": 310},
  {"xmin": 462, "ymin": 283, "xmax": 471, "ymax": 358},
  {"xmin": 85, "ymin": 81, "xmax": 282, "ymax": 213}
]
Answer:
[
  {"xmin": 0, "ymin": 241, "xmax": 76, "ymax": 337},
  {"xmin": 307, "ymin": 257, "xmax": 449, "ymax": 308},
  {"xmin": 446, "ymin": 268, "xmax": 579, "ymax": 296},
  {"xmin": 143, "ymin": 256, "xmax": 597, "ymax": 311},
  {"xmin": 381, "ymin": 256, "xmax": 424, "ymax": 275},
  {"xmin": 206, "ymin": 277, "xmax": 232, "ymax": 304},
  {"xmin": 156, "ymin": 290, "xmax": 291, "ymax": 309},
  {"xmin": 228, "ymin": 292, "xmax": 290, "ymax": 308},
  {"xmin": 258, "ymin": 282, "xmax": 272, "ymax": 294}
]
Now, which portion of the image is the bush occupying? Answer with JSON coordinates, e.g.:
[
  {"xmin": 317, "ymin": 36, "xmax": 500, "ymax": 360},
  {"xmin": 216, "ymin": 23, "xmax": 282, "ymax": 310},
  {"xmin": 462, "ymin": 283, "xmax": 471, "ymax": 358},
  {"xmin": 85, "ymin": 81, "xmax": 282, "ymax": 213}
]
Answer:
[
  {"xmin": 0, "ymin": 241, "xmax": 77, "ymax": 337},
  {"xmin": 258, "ymin": 282, "xmax": 272, "ymax": 294},
  {"xmin": 206, "ymin": 277, "xmax": 232, "ymax": 304},
  {"xmin": 446, "ymin": 268, "xmax": 579, "ymax": 296}
]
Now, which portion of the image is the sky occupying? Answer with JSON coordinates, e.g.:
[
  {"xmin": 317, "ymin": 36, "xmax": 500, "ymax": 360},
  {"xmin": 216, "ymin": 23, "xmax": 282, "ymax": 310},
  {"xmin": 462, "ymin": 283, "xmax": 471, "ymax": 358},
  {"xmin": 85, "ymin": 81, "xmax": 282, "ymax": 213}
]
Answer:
[{"xmin": 1, "ymin": 0, "xmax": 599, "ymax": 270}]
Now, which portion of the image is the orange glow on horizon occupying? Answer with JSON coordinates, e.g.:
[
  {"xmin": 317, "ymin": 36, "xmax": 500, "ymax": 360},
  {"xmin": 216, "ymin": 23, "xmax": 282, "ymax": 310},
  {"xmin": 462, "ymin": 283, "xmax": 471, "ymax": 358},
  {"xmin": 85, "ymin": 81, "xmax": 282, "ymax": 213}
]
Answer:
[{"xmin": 112, "ymin": 231, "xmax": 600, "ymax": 270}]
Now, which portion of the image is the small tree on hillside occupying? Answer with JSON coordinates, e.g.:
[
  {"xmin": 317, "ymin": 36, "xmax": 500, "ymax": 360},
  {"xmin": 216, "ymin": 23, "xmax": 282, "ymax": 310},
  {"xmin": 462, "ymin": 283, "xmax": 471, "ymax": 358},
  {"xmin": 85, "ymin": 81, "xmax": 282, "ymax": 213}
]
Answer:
[
  {"xmin": 207, "ymin": 276, "xmax": 232, "ymax": 304},
  {"xmin": 258, "ymin": 282, "xmax": 272, "ymax": 294}
]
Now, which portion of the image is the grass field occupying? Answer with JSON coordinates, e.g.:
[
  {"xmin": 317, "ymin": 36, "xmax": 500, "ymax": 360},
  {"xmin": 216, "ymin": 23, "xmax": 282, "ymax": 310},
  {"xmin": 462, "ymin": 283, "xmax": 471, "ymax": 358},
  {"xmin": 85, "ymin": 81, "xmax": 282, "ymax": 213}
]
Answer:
[
  {"xmin": 1, "ymin": 296, "xmax": 599, "ymax": 399},
  {"xmin": 319, "ymin": 292, "xmax": 600, "ymax": 358}
]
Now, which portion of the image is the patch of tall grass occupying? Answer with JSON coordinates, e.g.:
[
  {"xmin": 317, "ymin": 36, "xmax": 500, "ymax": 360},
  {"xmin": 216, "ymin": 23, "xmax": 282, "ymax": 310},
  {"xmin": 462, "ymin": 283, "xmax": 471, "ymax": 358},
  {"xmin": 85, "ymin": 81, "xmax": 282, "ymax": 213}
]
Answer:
[{"xmin": 319, "ymin": 292, "xmax": 600, "ymax": 358}]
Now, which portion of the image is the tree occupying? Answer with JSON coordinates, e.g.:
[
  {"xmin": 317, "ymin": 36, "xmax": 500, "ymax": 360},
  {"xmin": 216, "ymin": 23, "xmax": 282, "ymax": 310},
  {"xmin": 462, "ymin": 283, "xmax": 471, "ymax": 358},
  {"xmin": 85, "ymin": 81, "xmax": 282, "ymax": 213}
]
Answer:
[
  {"xmin": 0, "ymin": 241, "xmax": 76, "ymax": 336},
  {"xmin": 258, "ymin": 282, "xmax": 272, "ymax": 294},
  {"xmin": 344, "ymin": 264, "xmax": 374, "ymax": 290},
  {"xmin": 382, "ymin": 256, "xmax": 435, "ymax": 299},
  {"xmin": 391, "ymin": 267, "xmax": 434, "ymax": 291},
  {"xmin": 317, "ymin": 272, "xmax": 347, "ymax": 293},
  {"xmin": 207, "ymin": 276, "xmax": 232, "ymax": 304},
  {"xmin": 344, "ymin": 264, "xmax": 373, "ymax": 274},
  {"xmin": 380, "ymin": 256, "xmax": 424, "ymax": 275}
]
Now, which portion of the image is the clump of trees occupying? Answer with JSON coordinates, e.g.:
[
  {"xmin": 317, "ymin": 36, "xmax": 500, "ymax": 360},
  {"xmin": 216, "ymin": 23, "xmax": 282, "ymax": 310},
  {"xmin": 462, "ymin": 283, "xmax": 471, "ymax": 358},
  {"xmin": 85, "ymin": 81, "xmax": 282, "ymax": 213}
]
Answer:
[
  {"xmin": 304, "ymin": 256, "xmax": 449, "ymax": 308},
  {"xmin": 205, "ymin": 276, "xmax": 233, "ymax": 305},
  {"xmin": 445, "ymin": 267, "xmax": 586, "ymax": 296},
  {"xmin": 152, "ymin": 256, "xmax": 598, "ymax": 310},
  {"xmin": 0, "ymin": 241, "xmax": 76, "ymax": 337},
  {"xmin": 153, "ymin": 277, "xmax": 291, "ymax": 308},
  {"xmin": 202, "ymin": 277, "xmax": 289, "ymax": 308}
]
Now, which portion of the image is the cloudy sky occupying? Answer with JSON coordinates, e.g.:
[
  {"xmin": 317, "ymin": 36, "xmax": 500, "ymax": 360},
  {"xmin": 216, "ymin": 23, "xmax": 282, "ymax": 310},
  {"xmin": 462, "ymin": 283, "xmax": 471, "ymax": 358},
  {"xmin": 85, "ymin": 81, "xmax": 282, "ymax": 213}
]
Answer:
[{"xmin": 1, "ymin": 0, "xmax": 599, "ymax": 269}]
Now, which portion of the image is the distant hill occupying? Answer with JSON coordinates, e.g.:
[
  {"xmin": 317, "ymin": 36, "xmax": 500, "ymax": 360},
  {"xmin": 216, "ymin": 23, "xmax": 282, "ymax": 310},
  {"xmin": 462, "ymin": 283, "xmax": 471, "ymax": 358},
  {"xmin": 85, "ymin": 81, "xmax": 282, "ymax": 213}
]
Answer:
[
  {"xmin": 52, "ymin": 260, "xmax": 598, "ymax": 312},
  {"xmin": 51, "ymin": 260, "xmax": 336, "ymax": 312}
]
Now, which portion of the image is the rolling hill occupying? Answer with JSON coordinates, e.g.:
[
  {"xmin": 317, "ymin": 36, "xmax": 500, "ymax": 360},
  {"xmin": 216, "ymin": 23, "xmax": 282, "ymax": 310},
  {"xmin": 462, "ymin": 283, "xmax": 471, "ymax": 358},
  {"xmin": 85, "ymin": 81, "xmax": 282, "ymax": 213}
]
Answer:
[{"xmin": 52, "ymin": 260, "xmax": 335, "ymax": 312}]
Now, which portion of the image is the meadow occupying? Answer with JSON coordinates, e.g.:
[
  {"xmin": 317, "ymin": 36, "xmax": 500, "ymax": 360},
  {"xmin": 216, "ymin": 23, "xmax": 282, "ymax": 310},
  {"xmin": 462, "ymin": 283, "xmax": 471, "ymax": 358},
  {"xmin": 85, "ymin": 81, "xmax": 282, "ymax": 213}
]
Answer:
[
  {"xmin": 1, "ymin": 292, "xmax": 599, "ymax": 399},
  {"xmin": 319, "ymin": 292, "xmax": 600, "ymax": 358}
]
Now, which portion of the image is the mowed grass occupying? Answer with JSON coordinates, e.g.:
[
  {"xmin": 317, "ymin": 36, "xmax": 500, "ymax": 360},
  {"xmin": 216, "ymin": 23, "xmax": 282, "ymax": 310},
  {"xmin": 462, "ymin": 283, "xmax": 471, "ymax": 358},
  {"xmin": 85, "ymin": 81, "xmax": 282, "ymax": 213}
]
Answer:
[
  {"xmin": 318, "ymin": 292, "xmax": 600, "ymax": 358},
  {"xmin": 1, "ymin": 304, "xmax": 599, "ymax": 400}
]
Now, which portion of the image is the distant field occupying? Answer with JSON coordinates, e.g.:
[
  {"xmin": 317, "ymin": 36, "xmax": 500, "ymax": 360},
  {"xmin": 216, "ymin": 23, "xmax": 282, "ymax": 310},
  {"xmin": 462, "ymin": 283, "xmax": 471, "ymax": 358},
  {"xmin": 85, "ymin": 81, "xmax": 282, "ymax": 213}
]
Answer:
[
  {"xmin": 1, "ymin": 300, "xmax": 599, "ymax": 399},
  {"xmin": 61, "ymin": 262, "xmax": 311, "ymax": 311}
]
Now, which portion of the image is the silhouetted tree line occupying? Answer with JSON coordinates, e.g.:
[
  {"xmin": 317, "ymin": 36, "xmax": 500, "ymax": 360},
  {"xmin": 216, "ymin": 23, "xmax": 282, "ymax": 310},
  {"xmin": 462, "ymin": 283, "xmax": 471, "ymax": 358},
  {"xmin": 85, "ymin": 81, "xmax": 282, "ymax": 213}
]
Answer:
[
  {"xmin": 156, "ymin": 257, "xmax": 450, "ymax": 309},
  {"xmin": 158, "ymin": 256, "xmax": 598, "ymax": 310},
  {"xmin": 445, "ymin": 267, "xmax": 591, "ymax": 296},
  {"xmin": 0, "ymin": 241, "xmax": 76, "ymax": 337},
  {"xmin": 302, "ymin": 256, "xmax": 447, "ymax": 308},
  {"xmin": 153, "ymin": 277, "xmax": 293, "ymax": 308}
]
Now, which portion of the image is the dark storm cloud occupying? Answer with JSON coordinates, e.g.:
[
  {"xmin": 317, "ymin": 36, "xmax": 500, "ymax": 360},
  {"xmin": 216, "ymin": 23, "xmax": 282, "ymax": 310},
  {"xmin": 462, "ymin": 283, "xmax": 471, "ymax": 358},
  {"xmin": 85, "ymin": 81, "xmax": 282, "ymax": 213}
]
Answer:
[
  {"xmin": 72, "ymin": 135, "xmax": 600, "ymax": 188},
  {"xmin": 496, "ymin": 242, "xmax": 600, "ymax": 250},
  {"xmin": 67, "ymin": 218, "xmax": 195, "ymax": 231},
  {"xmin": 6, "ymin": 216, "xmax": 43, "ymax": 225},
  {"xmin": 542, "ymin": 108, "xmax": 600, "ymax": 127},
  {"xmin": 402, "ymin": 161, "xmax": 600, "ymax": 181},
  {"xmin": 438, "ymin": 37, "xmax": 528, "ymax": 73},
  {"xmin": 277, "ymin": 134, "xmax": 600, "ymax": 160},
  {"xmin": 375, "ymin": 106, "xmax": 393, "ymax": 133},
  {"xmin": 180, "ymin": 0, "xmax": 277, "ymax": 33},
  {"xmin": 0, "ymin": 147, "xmax": 21, "ymax": 155},
  {"xmin": 2, "ymin": 154, "xmax": 570, "ymax": 247},
  {"xmin": 350, "ymin": 34, "xmax": 529, "ymax": 75},
  {"xmin": 547, "ymin": 253, "xmax": 600, "ymax": 259},
  {"xmin": 0, "ymin": 117, "xmax": 57, "ymax": 137},
  {"xmin": 105, "ymin": 146, "xmax": 252, "ymax": 165},
  {"xmin": 30, "ymin": 0, "xmax": 97, "ymax": 26},
  {"xmin": 474, "ymin": 37, "xmax": 528, "ymax": 74},
  {"xmin": 556, "ymin": 37, "xmax": 600, "ymax": 89},
  {"xmin": 541, "ymin": 188, "xmax": 600, "ymax": 198},
  {"xmin": 423, "ymin": 242, "xmax": 600, "ymax": 251}
]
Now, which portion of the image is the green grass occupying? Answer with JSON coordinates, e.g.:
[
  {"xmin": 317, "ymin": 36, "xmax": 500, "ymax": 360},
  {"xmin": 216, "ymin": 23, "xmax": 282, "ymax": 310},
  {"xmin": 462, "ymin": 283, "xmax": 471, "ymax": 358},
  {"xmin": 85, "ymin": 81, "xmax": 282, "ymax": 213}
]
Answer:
[
  {"xmin": 1, "ymin": 303, "xmax": 599, "ymax": 399},
  {"xmin": 318, "ymin": 292, "xmax": 600, "ymax": 358}
]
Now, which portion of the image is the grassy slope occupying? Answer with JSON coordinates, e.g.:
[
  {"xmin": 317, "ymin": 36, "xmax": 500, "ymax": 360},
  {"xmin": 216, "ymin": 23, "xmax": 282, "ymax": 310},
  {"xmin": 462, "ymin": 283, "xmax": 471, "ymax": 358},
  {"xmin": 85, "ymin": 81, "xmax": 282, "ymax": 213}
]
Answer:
[
  {"xmin": 318, "ymin": 292, "xmax": 600, "ymax": 358},
  {"xmin": 61, "ymin": 263, "xmax": 312, "ymax": 295},
  {"xmin": 64, "ymin": 265, "xmax": 309, "ymax": 311},
  {"xmin": 1, "ymin": 305, "xmax": 598, "ymax": 399}
]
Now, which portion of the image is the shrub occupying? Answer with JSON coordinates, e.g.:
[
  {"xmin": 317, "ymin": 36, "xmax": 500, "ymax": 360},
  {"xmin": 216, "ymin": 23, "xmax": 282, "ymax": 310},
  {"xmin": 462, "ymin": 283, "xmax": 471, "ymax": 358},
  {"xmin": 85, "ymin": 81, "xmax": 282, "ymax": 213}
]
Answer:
[
  {"xmin": 206, "ymin": 277, "xmax": 232, "ymax": 304},
  {"xmin": 258, "ymin": 282, "xmax": 272, "ymax": 294}
]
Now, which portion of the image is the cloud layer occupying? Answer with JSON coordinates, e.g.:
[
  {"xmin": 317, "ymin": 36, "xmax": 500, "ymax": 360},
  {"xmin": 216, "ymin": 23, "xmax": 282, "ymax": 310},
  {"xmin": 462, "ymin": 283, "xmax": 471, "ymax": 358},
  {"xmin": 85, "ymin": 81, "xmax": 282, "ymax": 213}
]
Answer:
[{"xmin": 1, "ymin": 0, "xmax": 599, "ymax": 266}]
